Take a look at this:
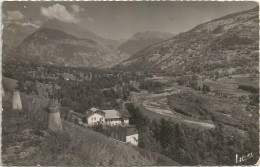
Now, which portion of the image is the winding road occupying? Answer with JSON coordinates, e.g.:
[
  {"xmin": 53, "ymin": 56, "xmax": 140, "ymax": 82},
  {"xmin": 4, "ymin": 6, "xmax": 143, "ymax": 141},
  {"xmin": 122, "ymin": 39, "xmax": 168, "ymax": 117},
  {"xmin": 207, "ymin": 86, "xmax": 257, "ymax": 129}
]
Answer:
[{"xmin": 130, "ymin": 87, "xmax": 215, "ymax": 129}]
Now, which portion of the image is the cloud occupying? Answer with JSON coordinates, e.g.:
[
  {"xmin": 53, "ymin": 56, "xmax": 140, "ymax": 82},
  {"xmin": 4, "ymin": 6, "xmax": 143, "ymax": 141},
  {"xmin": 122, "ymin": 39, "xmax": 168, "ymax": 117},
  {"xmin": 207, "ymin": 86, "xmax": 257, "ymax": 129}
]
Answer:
[
  {"xmin": 87, "ymin": 17, "xmax": 94, "ymax": 23},
  {"xmin": 6, "ymin": 11, "xmax": 24, "ymax": 21},
  {"xmin": 41, "ymin": 4, "xmax": 79, "ymax": 23},
  {"xmin": 33, "ymin": 20, "xmax": 42, "ymax": 26},
  {"xmin": 21, "ymin": 22, "xmax": 40, "ymax": 28},
  {"xmin": 71, "ymin": 4, "xmax": 84, "ymax": 14}
]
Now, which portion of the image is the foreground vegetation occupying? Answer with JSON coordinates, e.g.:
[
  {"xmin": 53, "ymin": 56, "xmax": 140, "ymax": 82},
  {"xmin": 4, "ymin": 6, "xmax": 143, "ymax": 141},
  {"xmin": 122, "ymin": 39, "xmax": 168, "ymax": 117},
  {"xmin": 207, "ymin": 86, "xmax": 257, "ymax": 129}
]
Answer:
[
  {"xmin": 2, "ymin": 77, "xmax": 178, "ymax": 166},
  {"xmin": 2, "ymin": 61, "xmax": 259, "ymax": 165}
]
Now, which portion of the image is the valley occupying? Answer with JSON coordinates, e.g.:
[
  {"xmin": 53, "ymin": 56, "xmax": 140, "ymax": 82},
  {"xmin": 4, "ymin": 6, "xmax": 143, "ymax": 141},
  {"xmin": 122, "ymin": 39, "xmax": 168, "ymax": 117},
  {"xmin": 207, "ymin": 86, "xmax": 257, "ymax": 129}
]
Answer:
[{"xmin": 1, "ymin": 2, "xmax": 259, "ymax": 166}]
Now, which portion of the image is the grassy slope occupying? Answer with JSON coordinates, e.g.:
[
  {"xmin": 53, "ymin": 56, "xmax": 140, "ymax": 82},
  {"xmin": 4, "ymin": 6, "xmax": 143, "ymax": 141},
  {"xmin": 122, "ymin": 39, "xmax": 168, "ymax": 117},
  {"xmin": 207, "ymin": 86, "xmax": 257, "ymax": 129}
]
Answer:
[{"xmin": 2, "ymin": 76, "xmax": 177, "ymax": 166}]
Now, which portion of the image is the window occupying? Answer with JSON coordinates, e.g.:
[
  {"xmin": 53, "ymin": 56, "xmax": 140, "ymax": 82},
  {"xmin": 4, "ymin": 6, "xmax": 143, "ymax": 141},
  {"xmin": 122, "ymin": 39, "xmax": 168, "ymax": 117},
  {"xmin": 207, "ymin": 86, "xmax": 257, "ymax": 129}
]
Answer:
[
  {"xmin": 94, "ymin": 117, "xmax": 96, "ymax": 120},
  {"xmin": 91, "ymin": 117, "xmax": 93, "ymax": 121}
]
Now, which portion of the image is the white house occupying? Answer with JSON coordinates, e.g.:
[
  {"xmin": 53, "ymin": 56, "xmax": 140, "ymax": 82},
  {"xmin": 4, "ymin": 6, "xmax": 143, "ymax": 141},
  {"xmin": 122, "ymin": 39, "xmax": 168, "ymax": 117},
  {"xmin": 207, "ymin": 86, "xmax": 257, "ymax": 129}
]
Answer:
[
  {"xmin": 84, "ymin": 108, "xmax": 130, "ymax": 126},
  {"xmin": 86, "ymin": 111, "xmax": 105, "ymax": 125}
]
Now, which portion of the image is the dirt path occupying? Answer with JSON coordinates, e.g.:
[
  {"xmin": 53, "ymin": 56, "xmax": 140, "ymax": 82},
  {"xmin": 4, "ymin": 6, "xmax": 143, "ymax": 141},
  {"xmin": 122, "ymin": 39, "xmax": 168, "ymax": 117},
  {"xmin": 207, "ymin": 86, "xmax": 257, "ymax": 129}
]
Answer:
[{"xmin": 183, "ymin": 120, "xmax": 215, "ymax": 128}]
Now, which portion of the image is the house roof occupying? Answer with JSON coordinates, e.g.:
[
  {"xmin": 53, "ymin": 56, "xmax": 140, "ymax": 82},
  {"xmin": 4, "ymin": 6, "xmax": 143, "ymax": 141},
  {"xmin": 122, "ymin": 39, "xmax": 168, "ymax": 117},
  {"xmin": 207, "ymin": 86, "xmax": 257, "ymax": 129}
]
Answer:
[
  {"xmin": 102, "ymin": 110, "xmax": 121, "ymax": 119},
  {"xmin": 90, "ymin": 107, "xmax": 99, "ymax": 112},
  {"xmin": 85, "ymin": 110, "xmax": 105, "ymax": 119}
]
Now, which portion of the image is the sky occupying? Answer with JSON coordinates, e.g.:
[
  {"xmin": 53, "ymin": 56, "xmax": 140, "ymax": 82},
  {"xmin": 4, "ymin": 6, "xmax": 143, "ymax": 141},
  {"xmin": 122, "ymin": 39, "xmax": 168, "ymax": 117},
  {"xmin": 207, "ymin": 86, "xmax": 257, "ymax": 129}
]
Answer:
[{"xmin": 2, "ymin": 1, "xmax": 258, "ymax": 40}]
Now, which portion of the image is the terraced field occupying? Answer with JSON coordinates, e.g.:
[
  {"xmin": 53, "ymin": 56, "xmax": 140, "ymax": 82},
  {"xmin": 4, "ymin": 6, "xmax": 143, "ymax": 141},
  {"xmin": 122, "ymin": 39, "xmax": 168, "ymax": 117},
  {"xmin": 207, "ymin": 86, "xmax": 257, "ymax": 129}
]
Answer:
[{"xmin": 204, "ymin": 75, "xmax": 258, "ymax": 97}]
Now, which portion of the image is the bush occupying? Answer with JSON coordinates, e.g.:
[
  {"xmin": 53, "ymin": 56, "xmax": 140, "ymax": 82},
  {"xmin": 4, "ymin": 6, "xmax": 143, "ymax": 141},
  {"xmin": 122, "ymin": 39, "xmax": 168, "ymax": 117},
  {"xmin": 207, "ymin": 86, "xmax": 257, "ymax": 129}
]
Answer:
[
  {"xmin": 125, "ymin": 103, "xmax": 150, "ymax": 129},
  {"xmin": 40, "ymin": 131, "xmax": 72, "ymax": 160},
  {"xmin": 139, "ymin": 80, "xmax": 166, "ymax": 93},
  {"xmin": 220, "ymin": 35, "xmax": 253, "ymax": 47},
  {"xmin": 92, "ymin": 124, "xmax": 104, "ymax": 133},
  {"xmin": 202, "ymin": 84, "xmax": 210, "ymax": 93},
  {"xmin": 249, "ymin": 93, "xmax": 259, "ymax": 105},
  {"xmin": 237, "ymin": 85, "xmax": 259, "ymax": 93}
]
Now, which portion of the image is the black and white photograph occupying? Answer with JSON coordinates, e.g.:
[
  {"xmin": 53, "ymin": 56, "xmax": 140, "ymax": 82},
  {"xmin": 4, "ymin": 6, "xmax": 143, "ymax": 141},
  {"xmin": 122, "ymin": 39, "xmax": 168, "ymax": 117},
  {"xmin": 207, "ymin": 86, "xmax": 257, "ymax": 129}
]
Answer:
[{"xmin": 1, "ymin": 1, "xmax": 259, "ymax": 166}]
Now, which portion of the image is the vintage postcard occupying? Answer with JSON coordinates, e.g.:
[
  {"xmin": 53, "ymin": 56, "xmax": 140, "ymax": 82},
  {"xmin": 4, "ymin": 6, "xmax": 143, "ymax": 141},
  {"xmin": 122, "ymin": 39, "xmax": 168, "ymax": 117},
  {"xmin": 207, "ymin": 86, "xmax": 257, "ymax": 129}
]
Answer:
[{"xmin": 1, "ymin": 1, "xmax": 259, "ymax": 166}]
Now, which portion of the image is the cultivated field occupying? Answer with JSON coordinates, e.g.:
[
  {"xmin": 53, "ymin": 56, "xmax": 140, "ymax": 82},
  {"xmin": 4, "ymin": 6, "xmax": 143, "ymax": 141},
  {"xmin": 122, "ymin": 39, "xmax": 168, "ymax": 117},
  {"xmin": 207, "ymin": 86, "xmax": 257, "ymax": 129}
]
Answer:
[{"xmin": 204, "ymin": 75, "xmax": 258, "ymax": 97}]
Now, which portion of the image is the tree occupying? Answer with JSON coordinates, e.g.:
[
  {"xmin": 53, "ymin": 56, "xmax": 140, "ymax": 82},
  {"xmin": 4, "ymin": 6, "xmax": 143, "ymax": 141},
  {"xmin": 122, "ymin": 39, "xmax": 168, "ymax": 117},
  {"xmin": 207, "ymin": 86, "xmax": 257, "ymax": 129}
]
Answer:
[
  {"xmin": 249, "ymin": 93, "xmax": 258, "ymax": 105},
  {"xmin": 202, "ymin": 84, "xmax": 210, "ymax": 94}
]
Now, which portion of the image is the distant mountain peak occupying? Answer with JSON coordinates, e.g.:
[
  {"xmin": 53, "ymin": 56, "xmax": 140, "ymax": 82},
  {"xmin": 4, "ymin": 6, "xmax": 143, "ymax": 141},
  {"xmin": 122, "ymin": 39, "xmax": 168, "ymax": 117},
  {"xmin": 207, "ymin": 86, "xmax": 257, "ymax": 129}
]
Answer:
[
  {"xmin": 132, "ymin": 31, "xmax": 174, "ymax": 40},
  {"xmin": 40, "ymin": 18, "xmax": 118, "ymax": 48},
  {"xmin": 118, "ymin": 31, "xmax": 175, "ymax": 55}
]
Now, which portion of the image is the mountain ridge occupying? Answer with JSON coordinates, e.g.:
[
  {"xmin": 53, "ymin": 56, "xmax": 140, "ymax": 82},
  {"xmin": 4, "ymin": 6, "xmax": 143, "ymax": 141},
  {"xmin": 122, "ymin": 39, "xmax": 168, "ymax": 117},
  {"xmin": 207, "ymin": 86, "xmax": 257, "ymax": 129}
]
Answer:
[
  {"xmin": 13, "ymin": 28, "xmax": 130, "ymax": 68},
  {"xmin": 116, "ymin": 7, "xmax": 259, "ymax": 76}
]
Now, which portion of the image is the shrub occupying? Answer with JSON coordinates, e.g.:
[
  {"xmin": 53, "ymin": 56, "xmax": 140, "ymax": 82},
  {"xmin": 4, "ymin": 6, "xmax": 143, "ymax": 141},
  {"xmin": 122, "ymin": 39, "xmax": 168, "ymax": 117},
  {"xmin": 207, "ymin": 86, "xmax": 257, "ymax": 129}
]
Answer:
[
  {"xmin": 92, "ymin": 124, "xmax": 104, "ymax": 133},
  {"xmin": 220, "ymin": 35, "xmax": 253, "ymax": 47},
  {"xmin": 40, "ymin": 131, "xmax": 72, "ymax": 161},
  {"xmin": 237, "ymin": 85, "xmax": 259, "ymax": 93},
  {"xmin": 249, "ymin": 93, "xmax": 259, "ymax": 105},
  {"xmin": 202, "ymin": 84, "xmax": 210, "ymax": 93}
]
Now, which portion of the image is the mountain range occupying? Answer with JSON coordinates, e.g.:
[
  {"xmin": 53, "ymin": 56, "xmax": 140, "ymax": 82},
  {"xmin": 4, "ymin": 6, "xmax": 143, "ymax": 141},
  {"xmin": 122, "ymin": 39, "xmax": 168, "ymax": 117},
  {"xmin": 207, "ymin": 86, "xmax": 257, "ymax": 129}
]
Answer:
[
  {"xmin": 117, "ymin": 7, "xmax": 259, "ymax": 75},
  {"xmin": 16, "ymin": 28, "xmax": 129, "ymax": 68},
  {"xmin": 3, "ymin": 7, "xmax": 258, "ymax": 71},
  {"xmin": 3, "ymin": 19, "xmax": 132, "ymax": 68},
  {"xmin": 118, "ymin": 31, "xmax": 174, "ymax": 55},
  {"xmin": 3, "ymin": 18, "xmax": 177, "ymax": 68}
]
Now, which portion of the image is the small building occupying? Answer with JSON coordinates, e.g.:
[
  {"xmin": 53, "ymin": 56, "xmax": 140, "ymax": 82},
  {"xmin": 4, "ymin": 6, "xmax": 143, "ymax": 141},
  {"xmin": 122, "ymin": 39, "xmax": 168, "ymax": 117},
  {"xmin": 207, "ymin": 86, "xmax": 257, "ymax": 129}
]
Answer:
[{"xmin": 110, "ymin": 126, "xmax": 138, "ymax": 146}]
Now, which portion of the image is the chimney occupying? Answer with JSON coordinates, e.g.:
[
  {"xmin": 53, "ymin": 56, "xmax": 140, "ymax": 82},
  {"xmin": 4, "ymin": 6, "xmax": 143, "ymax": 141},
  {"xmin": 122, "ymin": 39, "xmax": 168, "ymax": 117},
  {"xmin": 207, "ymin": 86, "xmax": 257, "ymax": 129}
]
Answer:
[
  {"xmin": 12, "ymin": 90, "xmax": 22, "ymax": 110},
  {"xmin": 48, "ymin": 99, "xmax": 62, "ymax": 132}
]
